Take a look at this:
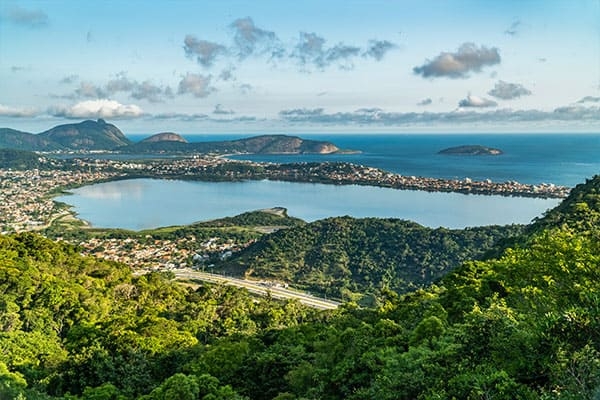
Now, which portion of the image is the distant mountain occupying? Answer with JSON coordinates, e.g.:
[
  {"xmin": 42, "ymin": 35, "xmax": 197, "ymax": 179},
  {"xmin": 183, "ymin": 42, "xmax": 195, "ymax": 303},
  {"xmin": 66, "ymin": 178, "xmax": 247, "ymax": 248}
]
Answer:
[
  {"xmin": 139, "ymin": 132, "xmax": 188, "ymax": 144},
  {"xmin": 0, "ymin": 128, "xmax": 64, "ymax": 151},
  {"xmin": 121, "ymin": 134, "xmax": 341, "ymax": 154},
  {"xmin": 0, "ymin": 121, "xmax": 344, "ymax": 154},
  {"xmin": 39, "ymin": 119, "xmax": 131, "ymax": 150},
  {"xmin": 438, "ymin": 145, "xmax": 503, "ymax": 155}
]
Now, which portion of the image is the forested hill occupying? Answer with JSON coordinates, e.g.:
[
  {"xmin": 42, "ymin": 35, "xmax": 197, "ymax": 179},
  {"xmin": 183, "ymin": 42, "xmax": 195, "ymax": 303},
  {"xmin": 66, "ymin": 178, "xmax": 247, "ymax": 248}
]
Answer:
[
  {"xmin": 222, "ymin": 217, "xmax": 524, "ymax": 301},
  {"xmin": 2, "ymin": 177, "xmax": 600, "ymax": 399},
  {"xmin": 528, "ymin": 175, "xmax": 600, "ymax": 232}
]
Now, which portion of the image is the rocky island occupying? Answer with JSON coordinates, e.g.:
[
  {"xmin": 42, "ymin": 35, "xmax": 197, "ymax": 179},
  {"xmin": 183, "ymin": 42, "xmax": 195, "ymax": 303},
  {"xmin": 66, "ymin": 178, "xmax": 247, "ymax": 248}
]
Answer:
[{"xmin": 438, "ymin": 145, "xmax": 503, "ymax": 155}]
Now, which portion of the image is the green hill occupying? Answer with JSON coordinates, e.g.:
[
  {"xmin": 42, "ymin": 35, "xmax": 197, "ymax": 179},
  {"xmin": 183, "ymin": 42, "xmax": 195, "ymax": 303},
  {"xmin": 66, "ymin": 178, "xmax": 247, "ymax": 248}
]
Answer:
[{"xmin": 221, "ymin": 218, "xmax": 524, "ymax": 300}]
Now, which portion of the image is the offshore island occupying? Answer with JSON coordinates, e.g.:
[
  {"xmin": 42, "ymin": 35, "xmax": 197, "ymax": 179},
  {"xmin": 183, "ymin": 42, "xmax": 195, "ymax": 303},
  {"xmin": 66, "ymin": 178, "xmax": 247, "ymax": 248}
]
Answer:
[{"xmin": 438, "ymin": 144, "xmax": 503, "ymax": 155}]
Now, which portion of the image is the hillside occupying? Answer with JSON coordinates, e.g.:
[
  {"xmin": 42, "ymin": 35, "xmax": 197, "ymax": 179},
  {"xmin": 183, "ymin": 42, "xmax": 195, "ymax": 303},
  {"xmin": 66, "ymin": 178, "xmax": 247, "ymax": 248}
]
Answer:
[
  {"xmin": 1, "ymin": 177, "xmax": 600, "ymax": 399},
  {"xmin": 39, "ymin": 119, "xmax": 131, "ymax": 150},
  {"xmin": 0, "ymin": 127, "xmax": 64, "ymax": 151},
  {"xmin": 222, "ymin": 217, "xmax": 524, "ymax": 300}
]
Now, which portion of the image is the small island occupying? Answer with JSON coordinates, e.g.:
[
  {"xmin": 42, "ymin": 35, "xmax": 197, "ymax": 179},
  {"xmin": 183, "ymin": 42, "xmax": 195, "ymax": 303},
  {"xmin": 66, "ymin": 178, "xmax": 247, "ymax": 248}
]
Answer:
[{"xmin": 438, "ymin": 145, "xmax": 503, "ymax": 156}]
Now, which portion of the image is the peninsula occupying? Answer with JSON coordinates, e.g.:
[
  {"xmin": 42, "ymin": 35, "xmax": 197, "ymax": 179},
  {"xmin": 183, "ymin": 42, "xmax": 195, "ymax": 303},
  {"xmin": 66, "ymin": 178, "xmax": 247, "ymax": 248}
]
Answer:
[
  {"xmin": 0, "ymin": 120, "xmax": 344, "ymax": 155},
  {"xmin": 120, "ymin": 133, "xmax": 342, "ymax": 154}
]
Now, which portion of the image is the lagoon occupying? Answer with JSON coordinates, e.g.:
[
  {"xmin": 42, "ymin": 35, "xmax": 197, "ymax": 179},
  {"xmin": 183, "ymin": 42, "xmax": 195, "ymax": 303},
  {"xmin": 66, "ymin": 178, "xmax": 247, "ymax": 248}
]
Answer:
[{"xmin": 57, "ymin": 178, "xmax": 560, "ymax": 231}]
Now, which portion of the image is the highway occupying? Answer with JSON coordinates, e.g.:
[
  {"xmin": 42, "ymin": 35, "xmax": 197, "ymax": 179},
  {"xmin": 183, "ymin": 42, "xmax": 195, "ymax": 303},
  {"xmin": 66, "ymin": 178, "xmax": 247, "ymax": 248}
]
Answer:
[{"xmin": 173, "ymin": 269, "xmax": 341, "ymax": 310}]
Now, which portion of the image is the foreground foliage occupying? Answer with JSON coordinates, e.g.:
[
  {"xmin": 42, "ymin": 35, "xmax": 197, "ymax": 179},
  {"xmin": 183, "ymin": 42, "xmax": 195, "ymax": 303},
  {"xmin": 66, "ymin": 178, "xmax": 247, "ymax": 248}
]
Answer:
[{"xmin": 2, "ymin": 176, "xmax": 600, "ymax": 399}]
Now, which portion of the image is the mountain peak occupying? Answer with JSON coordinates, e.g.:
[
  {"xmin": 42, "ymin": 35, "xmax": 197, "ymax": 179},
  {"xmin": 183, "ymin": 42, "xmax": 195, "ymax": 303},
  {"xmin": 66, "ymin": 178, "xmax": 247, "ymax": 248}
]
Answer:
[{"xmin": 39, "ymin": 120, "xmax": 131, "ymax": 150}]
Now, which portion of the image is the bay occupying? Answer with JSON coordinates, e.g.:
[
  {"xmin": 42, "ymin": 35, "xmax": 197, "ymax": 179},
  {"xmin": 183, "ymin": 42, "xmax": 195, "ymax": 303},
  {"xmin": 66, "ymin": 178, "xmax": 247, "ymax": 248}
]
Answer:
[
  {"xmin": 223, "ymin": 133, "xmax": 600, "ymax": 187},
  {"xmin": 57, "ymin": 178, "xmax": 560, "ymax": 231}
]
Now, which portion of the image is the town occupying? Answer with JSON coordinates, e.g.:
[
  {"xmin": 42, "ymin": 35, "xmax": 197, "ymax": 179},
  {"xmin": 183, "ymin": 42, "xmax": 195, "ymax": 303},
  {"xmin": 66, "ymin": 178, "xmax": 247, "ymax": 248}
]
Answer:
[{"xmin": 1, "ymin": 154, "xmax": 570, "ymax": 272}]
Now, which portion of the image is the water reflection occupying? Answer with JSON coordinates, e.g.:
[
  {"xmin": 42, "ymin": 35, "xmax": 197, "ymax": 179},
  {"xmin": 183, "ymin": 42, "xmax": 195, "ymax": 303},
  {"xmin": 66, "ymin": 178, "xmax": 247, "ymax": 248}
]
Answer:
[{"xmin": 57, "ymin": 178, "xmax": 561, "ymax": 231}]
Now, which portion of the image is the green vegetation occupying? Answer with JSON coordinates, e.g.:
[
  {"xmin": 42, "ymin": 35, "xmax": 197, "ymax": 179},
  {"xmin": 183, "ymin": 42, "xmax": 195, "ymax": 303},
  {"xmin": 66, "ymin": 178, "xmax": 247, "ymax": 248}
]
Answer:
[
  {"xmin": 0, "ymin": 149, "xmax": 47, "ymax": 170},
  {"xmin": 3, "ymin": 176, "xmax": 600, "ymax": 399},
  {"xmin": 222, "ymin": 217, "xmax": 523, "ymax": 301},
  {"xmin": 0, "ymin": 232, "xmax": 318, "ymax": 399},
  {"xmin": 194, "ymin": 208, "xmax": 305, "ymax": 228},
  {"xmin": 43, "ymin": 209, "xmax": 303, "ymax": 243}
]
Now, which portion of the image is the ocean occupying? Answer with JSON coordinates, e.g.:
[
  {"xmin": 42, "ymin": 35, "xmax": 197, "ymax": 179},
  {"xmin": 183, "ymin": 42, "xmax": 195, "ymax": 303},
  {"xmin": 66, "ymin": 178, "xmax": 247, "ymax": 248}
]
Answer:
[{"xmin": 127, "ymin": 133, "xmax": 600, "ymax": 187}]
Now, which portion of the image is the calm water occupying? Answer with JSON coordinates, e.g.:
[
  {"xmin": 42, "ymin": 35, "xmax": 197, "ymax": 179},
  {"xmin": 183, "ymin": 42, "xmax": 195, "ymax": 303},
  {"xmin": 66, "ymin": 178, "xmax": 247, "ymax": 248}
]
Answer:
[{"xmin": 57, "ymin": 178, "xmax": 560, "ymax": 230}]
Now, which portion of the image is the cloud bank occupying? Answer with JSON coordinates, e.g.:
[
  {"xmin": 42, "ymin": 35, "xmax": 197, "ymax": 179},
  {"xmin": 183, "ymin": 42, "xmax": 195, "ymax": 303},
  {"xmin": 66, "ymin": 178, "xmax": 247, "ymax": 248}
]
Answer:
[
  {"xmin": 413, "ymin": 43, "xmax": 500, "ymax": 79},
  {"xmin": 278, "ymin": 105, "xmax": 600, "ymax": 127}
]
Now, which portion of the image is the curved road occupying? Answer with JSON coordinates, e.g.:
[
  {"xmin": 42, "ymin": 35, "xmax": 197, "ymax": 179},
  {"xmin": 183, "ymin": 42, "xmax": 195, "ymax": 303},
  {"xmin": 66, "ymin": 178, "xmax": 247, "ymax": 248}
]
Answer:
[{"xmin": 173, "ymin": 269, "xmax": 341, "ymax": 310}]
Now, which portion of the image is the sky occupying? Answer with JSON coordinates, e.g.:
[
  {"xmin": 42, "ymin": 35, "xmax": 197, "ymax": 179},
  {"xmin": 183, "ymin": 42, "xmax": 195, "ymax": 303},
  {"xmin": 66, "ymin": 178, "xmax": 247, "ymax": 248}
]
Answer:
[{"xmin": 1, "ymin": 0, "xmax": 599, "ymax": 134}]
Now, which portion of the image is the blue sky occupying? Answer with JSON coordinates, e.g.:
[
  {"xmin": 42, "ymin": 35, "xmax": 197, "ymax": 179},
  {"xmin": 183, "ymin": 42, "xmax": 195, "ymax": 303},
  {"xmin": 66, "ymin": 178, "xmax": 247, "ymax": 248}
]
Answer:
[{"xmin": 1, "ymin": 0, "xmax": 599, "ymax": 133}]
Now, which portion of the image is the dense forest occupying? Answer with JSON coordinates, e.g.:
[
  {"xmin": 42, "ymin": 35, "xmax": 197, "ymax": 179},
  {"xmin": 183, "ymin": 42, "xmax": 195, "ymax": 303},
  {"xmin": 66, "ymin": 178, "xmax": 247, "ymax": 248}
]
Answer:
[
  {"xmin": 221, "ymin": 218, "xmax": 524, "ymax": 301},
  {"xmin": 1, "ymin": 176, "xmax": 600, "ymax": 399}
]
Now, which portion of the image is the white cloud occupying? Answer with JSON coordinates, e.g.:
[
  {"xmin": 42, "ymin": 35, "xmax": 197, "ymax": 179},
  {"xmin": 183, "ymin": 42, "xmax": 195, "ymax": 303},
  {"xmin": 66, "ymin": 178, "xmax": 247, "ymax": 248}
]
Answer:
[
  {"xmin": 0, "ymin": 104, "xmax": 38, "ymax": 117},
  {"xmin": 50, "ymin": 100, "xmax": 144, "ymax": 119},
  {"xmin": 458, "ymin": 95, "xmax": 498, "ymax": 108}
]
